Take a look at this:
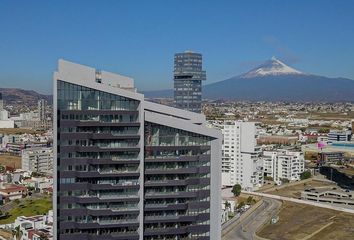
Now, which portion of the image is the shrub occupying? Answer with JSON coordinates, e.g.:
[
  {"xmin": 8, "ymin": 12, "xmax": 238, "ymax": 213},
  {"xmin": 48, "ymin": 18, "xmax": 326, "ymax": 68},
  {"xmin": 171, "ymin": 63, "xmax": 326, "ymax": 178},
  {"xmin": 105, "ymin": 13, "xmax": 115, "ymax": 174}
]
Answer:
[
  {"xmin": 231, "ymin": 184, "xmax": 242, "ymax": 197},
  {"xmin": 300, "ymin": 171, "xmax": 312, "ymax": 180}
]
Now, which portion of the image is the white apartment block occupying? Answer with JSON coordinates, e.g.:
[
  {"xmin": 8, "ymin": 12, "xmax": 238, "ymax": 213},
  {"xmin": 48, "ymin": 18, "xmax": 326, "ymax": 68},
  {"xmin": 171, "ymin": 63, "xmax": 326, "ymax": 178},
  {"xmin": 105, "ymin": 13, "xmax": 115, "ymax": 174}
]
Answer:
[
  {"xmin": 263, "ymin": 150, "xmax": 304, "ymax": 184},
  {"xmin": 21, "ymin": 147, "xmax": 53, "ymax": 173},
  {"xmin": 14, "ymin": 210, "xmax": 53, "ymax": 240},
  {"xmin": 222, "ymin": 121, "xmax": 263, "ymax": 191}
]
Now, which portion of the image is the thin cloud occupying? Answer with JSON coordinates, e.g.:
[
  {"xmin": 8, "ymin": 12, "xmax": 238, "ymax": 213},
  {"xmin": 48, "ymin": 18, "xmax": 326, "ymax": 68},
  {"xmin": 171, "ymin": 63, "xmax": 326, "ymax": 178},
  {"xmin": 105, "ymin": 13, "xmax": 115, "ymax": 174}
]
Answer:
[{"xmin": 263, "ymin": 35, "xmax": 300, "ymax": 65}]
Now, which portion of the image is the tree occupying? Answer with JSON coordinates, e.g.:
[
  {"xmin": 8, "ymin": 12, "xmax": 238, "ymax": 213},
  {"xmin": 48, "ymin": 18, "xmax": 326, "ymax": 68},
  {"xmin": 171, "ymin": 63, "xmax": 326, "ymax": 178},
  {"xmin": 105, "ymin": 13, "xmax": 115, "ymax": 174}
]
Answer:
[
  {"xmin": 280, "ymin": 178, "xmax": 289, "ymax": 184},
  {"xmin": 264, "ymin": 176, "xmax": 273, "ymax": 181},
  {"xmin": 12, "ymin": 225, "xmax": 22, "ymax": 239},
  {"xmin": 236, "ymin": 201, "xmax": 245, "ymax": 209},
  {"xmin": 246, "ymin": 196, "xmax": 255, "ymax": 204},
  {"xmin": 231, "ymin": 184, "xmax": 242, "ymax": 197},
  {"xmin": 318, "ymin": 128, "xmax": 330, "ymax": 134},
  {"xmin": 224, "ymin": 201, "xmax": 231, "ymax": 211},
  {"xmin": 300, "ymin": 171, "xmax": 312, "ymax": 180}
]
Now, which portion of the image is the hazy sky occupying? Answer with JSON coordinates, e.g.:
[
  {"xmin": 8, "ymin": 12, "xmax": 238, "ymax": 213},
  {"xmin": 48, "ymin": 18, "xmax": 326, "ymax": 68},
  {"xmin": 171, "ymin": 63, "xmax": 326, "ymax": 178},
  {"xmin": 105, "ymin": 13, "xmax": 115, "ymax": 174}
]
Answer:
[{"xmin": 1, "ymin": 0, "xmax": 354, "ymax": 94}]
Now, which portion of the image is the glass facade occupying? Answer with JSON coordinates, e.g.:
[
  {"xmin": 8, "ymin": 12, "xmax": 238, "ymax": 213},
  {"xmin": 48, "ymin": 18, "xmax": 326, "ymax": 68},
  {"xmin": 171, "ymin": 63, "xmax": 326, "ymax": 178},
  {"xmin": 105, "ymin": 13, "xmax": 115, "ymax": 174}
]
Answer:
[
  {"xmin": 174, "ymin": 52, "xmax": 206, "ymax": 113},
  {"xmin": 58, "ymin": 81, "xmax": 139, "ymax": 111},
  {"xmin": 144, "ymin": 122, "xmax": 211, "ymax": 240},
  {"xmin": 57, "ymin": 80, "xmax": 141, "ymax": 240}
]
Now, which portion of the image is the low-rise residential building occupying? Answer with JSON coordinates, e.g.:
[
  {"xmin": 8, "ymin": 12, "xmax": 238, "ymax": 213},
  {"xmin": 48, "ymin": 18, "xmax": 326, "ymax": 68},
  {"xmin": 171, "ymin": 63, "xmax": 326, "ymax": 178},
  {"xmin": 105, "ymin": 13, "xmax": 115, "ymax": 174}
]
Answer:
[
  {"xmin": 257, "ymin": 135, "xmax": 298, "ymax": 145},
  {"xmin": 13, "ymin": 210, "xmax": 53, "ymax": 240},
  {"xmin": 317, "ymin": 152, "xmax": 345, "ymax": 165},
  {"xmin": 302, "ymin": 142, "xmax": 354, "ymax": 158},
  {"xmin": 21, "ymin": 147, "xmax": 53, "ymax": 173},
  {"xmin": 22, "ymin": 177, "xmax": 53, "ymax": 193},
  {"xmin": 0, "ymin": 107, "xmax": 15, "ymax": 128},
  {"xmin": 263, "ymin": 150, "xmax": 305, "ymax": 184},
  {"xmin": 328, "ymin": 130, "xmax": 352, "ymax": 143},
  {"xmin": 222, "ymin": 121, "xmax": 263, "ymax": 191},
  {"xmin": 5, "ymin": 142, "xmax": 48, "ymax": 156},
  {"xmin": 0, "ymin": 183, "xmax": 27, "ymax": 201}
]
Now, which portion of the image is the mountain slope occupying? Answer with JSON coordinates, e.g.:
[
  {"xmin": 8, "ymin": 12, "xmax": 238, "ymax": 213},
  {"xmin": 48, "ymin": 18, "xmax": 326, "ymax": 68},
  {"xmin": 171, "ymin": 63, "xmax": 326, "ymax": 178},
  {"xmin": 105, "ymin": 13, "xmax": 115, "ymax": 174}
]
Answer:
[
  {"xmin": 0, "ymin": 88, "xmax": 52, "ymax": 106},
  {"xmin": 145, "ymin": 58, "xmax": 354, "ymax": 101},
  {"xmin": 203, "ymin": 74, "xmax": 354, "ymax": 101}
]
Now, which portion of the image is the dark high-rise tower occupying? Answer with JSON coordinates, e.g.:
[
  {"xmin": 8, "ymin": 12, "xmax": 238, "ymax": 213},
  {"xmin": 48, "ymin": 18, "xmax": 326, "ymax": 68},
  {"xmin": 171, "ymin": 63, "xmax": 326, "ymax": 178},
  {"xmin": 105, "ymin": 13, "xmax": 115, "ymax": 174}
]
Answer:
[
  {"xmin": 53, "ymin": 59, "xmax": 221, "ymax": 240},
  {"xmin": 0, "ymin": 92, "xmax": 3, "ymax": 110},
  {"xmin": 174, "ymin": 51, "xmax": 206, "ymax": 113},
  {"xmin": 38, "ymin": 99, "xmax": 47, "ymax": 122}
]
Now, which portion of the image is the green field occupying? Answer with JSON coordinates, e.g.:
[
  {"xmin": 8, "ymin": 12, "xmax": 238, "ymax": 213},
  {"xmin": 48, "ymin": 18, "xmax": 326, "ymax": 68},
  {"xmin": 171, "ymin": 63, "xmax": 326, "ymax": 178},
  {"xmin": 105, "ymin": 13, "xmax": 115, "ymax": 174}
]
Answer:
[{"xmin": 0, "ymin": 197, "xmax": 52, "ymax": 224}]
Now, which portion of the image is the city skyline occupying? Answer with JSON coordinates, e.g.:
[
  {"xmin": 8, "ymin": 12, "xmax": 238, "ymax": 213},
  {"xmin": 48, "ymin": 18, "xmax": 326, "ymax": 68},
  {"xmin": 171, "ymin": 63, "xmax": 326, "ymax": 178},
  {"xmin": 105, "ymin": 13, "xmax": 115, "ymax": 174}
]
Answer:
[
  {"xmin": 0, "ymin": 1, "xmax": 354, "ymax": 239},
  {"xmin": 1, "ymin": 0, "xmax": 354, "ymax": 94}
]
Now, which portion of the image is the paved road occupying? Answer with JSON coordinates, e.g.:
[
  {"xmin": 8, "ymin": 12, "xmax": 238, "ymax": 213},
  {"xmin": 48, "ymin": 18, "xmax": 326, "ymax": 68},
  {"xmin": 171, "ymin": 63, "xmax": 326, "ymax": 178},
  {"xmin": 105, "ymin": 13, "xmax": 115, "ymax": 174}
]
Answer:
[{"xmin": 222, "ymin": 198, "xmax": 282, "ymax": 240}]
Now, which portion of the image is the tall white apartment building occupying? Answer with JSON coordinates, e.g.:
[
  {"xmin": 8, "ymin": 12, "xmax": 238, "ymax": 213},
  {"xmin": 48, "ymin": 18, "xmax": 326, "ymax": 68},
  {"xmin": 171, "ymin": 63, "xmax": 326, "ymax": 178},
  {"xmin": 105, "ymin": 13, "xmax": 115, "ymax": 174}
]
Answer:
[
  {"xmin": 263, "ymin": 150, "xmax": 304, "ymax": 185},
  {"xmin": 0, "ymin": 93, "xmax": 14, "ymax": 128},
  {"xmin": 21, "ymin": 147, "xmax": 53, "ymax": 173},
  {"xmin": 221, "ymin": 121, "xmax": 263, "ymax": 191}
]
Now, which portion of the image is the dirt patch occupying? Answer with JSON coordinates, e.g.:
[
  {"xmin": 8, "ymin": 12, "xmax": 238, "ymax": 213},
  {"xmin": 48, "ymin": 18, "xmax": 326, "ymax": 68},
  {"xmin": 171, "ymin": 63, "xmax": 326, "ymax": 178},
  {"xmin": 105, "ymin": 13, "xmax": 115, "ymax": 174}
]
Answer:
[
  {"xmin": 0, "ymin": 154, "xmax": 21, "ymax": 169},
  {"xmin": 258, "ymin": 201, "xmax": 354, "ymax": 240},
  {"xmin": 0, "ymin": 128, "xmax": 43, "ymax": 135}
]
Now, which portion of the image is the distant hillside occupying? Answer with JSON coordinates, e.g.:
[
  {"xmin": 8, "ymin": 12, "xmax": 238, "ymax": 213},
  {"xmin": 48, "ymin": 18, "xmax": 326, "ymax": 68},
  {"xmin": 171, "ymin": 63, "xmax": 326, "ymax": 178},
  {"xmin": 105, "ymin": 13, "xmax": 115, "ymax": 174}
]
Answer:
[
  {"xmin": 203, "ymin": 75, "xmax": 354, "ymax": 102},
  {"xmin": 145, "ymin": 58, "xmax": 354, "ymax": 102},
  {"xmin": 0, "ymin": 88, "xmax": 52, "ymax": 108}
]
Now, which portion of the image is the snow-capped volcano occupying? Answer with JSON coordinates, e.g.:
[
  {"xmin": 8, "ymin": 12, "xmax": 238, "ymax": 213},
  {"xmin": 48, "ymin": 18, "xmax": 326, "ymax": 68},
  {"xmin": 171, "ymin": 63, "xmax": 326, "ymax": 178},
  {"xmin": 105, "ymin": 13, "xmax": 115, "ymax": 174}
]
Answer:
[
  {"xmin": 241, "ymin": 57, "xmax": 303, "ymax": 78},
  {"xmin": 145, "ymin": 56, "xmax": 354, "ymax": 102}
]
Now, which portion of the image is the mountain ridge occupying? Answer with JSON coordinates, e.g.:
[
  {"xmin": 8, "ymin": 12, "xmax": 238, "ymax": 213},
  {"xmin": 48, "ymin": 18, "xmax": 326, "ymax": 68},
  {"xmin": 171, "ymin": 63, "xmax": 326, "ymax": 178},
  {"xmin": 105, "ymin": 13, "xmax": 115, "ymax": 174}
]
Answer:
[
  {"xmin": 0, "ymin": 88, "xmax": 52, "ymax": 108},
  {"xmin": 144, "ymin": 58, "xmax": 354, "ymax": 102}
]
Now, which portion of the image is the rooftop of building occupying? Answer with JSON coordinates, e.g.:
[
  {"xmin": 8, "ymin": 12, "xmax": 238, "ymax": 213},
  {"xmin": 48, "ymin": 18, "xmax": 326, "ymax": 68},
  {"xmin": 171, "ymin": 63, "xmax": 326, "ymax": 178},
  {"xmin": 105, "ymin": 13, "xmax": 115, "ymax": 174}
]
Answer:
[
  {"xmin": 303, "ymin": 187, "xmax": 353, "ymax": 198},
  {"xmin": 0, "ymin": 183, "xmax": 27, "ymax": 193},
  {"xmin": 303, "ymin": 142, "xmax": 354, "ymax": 155}
]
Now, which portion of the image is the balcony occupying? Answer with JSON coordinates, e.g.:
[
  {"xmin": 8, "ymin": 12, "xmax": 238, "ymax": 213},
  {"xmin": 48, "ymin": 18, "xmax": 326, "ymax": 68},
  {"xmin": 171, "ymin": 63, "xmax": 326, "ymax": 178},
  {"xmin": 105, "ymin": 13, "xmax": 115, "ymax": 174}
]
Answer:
[
  {"xmin": 59, "ymin": 233, "xmax": 139, "ymax": 240},
  {"xmin": 145, "ymin": 167, "xmax": 198, "ymax": 175},
  {"xmin": 144, "ymin": 179, "xmax": 186, "ymax": 187},
  {"xmin": 74, "ymin": 193, "xmax": 140, "ymax": 202},
  {"xmin": 144, "ymin": 226, "xmax": 187, "ymax": 236},
  {"xmin": 74, "ymin": 170, "xmax": 140, "ymax": 178},
  {"xmin": 144, "ymin": 191, "xmax": 197, "ymax": 199},
  {"xmin": 144, "ymin": 154, "xmax": 210, "ymax": 163},
  {"xmin": 144, "ymin": 214, "xmax": 197, "ymax": 223},
  {"xmin": 144, "ymin": 203, "xmax": 188, "ymax": 211},
  {"xmin": 87, "ymin": 205, "xmax": 139, "ymax": 212},
  {"xmin": 60, "ymin": 220, "xmax": 139, "ymax": 230},
  {"xmin": 60, "ymin": 132, "xmax": 140, "ymax": 140},
  {"xmin": 61, "ymin": 145, "xmax": 140, "ymax": 153},
  {"xmin": 61, "ymin": 120, "xmax": 140, "ymax": 127}
]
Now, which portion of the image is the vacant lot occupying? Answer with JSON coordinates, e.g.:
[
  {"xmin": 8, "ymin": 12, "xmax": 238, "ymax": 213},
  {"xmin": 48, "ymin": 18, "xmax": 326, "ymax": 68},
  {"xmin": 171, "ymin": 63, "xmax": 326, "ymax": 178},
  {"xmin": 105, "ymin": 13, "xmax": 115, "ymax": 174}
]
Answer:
[
  {"xmin": 296, "ymin": 111, "xmax": 354, "ymax": 121},
  {"xmin": 267, "ymin": 180, "xmax": 336, "ymax": 198},
  {"xmin": 0, "ymin": 229, "xmax": 12, "ymax": 239},
  {"xmin": 0, "ymin": 197, "xmax": 52, "ymax": 224},
  {"xmin": 258, "ymin": 201, "xmax": 354, "ymax": 240},
  {"xmin": 0, "ymin": 128, "xmax": 41, "ymax": 135},
  {"xmin": 0, "ymin": 154, "xmax": 21, "ymax": 169}
]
